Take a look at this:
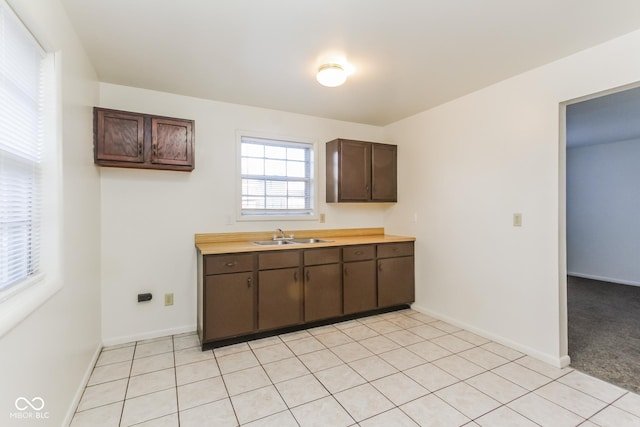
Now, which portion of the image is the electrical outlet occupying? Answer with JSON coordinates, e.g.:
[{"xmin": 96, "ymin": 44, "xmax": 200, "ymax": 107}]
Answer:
[
  {"xmin": 164, "ymin": 293, "xmax": 174, "ymax": 306},
  {"xmin": 513, "ymin": 213, "xmax": 522, "ymax": 227}
]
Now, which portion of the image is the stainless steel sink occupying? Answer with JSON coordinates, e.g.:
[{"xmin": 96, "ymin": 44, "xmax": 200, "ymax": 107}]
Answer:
[
  {"xmin": 290, "ymin": 238, "xmax": 333, "ymax": 244},
  {"xmin": 252, "ymin": 238, "xmax": 333, "ymax": 246},
  {"xmin": 253, "ymin": 240, "xmax": 296, "ymax": 246}
]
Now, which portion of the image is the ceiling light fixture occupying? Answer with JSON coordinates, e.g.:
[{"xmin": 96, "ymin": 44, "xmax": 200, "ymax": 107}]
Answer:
[{"xmin": 316, "ymin": 63, "xmax": 347, "ymax": 87}]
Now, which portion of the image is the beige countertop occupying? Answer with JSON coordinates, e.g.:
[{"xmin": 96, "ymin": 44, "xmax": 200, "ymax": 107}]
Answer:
[{"xmin": 195, "ymin": 227, "xmax": 415, "ymax": 255}]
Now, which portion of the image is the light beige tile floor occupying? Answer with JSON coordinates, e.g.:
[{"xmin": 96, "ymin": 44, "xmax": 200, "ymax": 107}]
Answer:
[{"xmin": 71, "ymin": 309, "xmax": 640, "ymax": 426}]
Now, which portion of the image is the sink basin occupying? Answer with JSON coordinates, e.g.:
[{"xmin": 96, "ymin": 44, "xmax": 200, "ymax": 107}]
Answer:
[
  {"xmin": 253, "ymin": 240, "xmax": 296, "ymax": 246},
  {"xmin": 290, "ymin": 238, "xmax": 333, "ymax": 244},
  {"xmin": 252, "ymin": 238, "xmax": 333, "ymax": 246}
]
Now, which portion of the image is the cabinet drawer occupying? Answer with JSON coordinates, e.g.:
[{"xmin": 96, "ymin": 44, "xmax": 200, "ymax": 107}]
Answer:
[
  {"xmin": 259, "ymin": 250, "xmax": 300, "ymax": 270},
  {"xmin": 343, "ymin": 245, "xmax": 375, "ymax": 262},
  {"xmin": 377, "ymin": 242, "xmax": 414, "ymax": 258},
  {"xmin": 205, "ymin": 254, "xmax": 254, "ymax": 275},
  {"xmin": 304, "ymin": 248, "xmax": 341, "ymax": 266}
]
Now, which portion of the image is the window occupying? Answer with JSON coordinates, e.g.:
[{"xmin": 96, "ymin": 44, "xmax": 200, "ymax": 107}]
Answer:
[
  {"xmin": 0, "ymin": 1, "xmax": 48, "ymax": 300},
  {"xmin": 239, "ymin": 135, "xmax": 315, "ymax": 218}
]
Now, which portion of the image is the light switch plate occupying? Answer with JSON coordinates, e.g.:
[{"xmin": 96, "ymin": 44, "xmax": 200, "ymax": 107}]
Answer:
[
  {"xmin": 513, "ymin": 213, "xmax": 522, "ymax": 227},
  {"xmin": 164, "ymin": 293, "xmax": 174, "ymax": 306}
]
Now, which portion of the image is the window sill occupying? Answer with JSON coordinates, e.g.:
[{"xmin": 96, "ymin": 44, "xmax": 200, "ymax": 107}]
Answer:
[
  {"xmin": 237, "ymin": 214, "xmax": 319, "ymax": 222},
  {"xmin": 0, "ymin": 275, "xmax": 62, "ymax": 338}
]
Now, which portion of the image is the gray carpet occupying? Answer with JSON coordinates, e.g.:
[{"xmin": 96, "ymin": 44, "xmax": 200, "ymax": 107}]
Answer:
[{"xmin": 568, "ymin": 275, "xmax": 640, "ymax": 393}]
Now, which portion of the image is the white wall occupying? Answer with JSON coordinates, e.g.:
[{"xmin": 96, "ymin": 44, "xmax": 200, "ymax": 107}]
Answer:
[
  {"xmin": 383, "ymin": 29, "xmax": 640, "ymax": 367},
  {"xmin": 0, "ymin": 1, "xmax": 100, "ymax": 426},
  {"xmin": 567, "ymin": 138, "xmax": 640, "ymax": 286},
  {"xmin": 98, "ymin": 83, "xmax": 389, "ymax": 344}
]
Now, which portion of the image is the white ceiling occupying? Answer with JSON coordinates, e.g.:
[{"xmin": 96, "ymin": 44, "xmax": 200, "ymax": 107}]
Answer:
[{"xmin": 61, "ymin": 0, "xmax": 640, "ymax": 126}]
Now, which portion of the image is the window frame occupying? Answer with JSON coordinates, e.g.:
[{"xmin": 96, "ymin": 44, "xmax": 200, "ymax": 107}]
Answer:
[
  {"xmin": 0, "ymin": 0, "xmax": 61, "ymax": 338},
  {"xmin": 236, "ymin": 131, "xmax": 318, "ymax": 222}
]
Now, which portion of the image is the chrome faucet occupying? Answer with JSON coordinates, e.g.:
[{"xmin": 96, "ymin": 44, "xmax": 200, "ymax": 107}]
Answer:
[{"xmin": 276, "ymin": 228, "xmax": 286, "ymax": 240}]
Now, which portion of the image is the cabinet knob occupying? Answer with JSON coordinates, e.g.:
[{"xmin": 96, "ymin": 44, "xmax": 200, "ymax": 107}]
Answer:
[
  {"xmin": 294, "ymin": 271, "xmax": 298, "ymax": 282},
  {"xmin": 306, "ymin": 270, "xmax": 310, "ymax": 282},
  {"xmin": 378, "ymin": 262, "xmax": 383, "ymax": 272},
  {"xmin": 344, "ymin": 267, "xmax": 348, "ymax": 277},
  {"xmin": 355, "ymin": 250, "xmax": 363, "ymax": 255},
  {"xmin": 225, "ymin": 262, "xmax": 235, "ymax": 267},
  {"xmin": 138, "ymin": 144, "xmax": 142, "ymax": 156},
  {"xmin": 247, "ymin": 277, "xmax": 252, "ymax": 288}
]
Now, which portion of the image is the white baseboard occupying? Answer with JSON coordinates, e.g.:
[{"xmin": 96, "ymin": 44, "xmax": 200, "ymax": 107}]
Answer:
[
  {"xmin": 567, "ymin": 272, "xmax": 640, "ymax": 287},
  {"xmin": 63, "ymin": 342, "xmax": 102, "ymax": 426},
  {"xmin": 102, "ymin": 324, "xmax": 197, "ymax": 347},
  {"xmin": 410, "ymin": 304, "xmax": 570, "ymax": 368}
]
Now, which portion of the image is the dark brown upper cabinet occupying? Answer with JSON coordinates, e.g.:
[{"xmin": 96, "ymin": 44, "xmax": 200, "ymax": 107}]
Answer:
[
  {"xmin": 94, "ymin": 107, "xmax": 195, "ymax": 171},
  {"xmin": 326, "ymin": 139, "xmax": 397, "ymax": 202}
]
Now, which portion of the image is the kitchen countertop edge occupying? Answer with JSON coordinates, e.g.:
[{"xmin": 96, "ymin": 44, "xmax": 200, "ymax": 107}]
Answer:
[{"xmin": 195, "ymin": 232, "xmax": 415, "ymax": 255}]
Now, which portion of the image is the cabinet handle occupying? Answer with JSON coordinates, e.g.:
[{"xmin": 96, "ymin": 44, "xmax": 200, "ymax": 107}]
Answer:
[
  {"xmin": 225, "ymin": 262, "xmax": 235, "ymax": 267},
  {"xmin": 344, "ymin": 267, "xmax": 348, "ymax": 277},
  {"xmin": 152, "ymin": 144, "xmax": 157, "ymax": 157},
  {"xmin": 247, "ymin": 277, "xmax": 252, "ymax": 288},
  {"xmin": 378, "ymin": 262, "xmax": 383, "ymax": 272},
  {"xmin": 138, "ymin": 144, "xmax": 142, "ymax": 156},
  {"xmin": 306, "ymin": 270, "xmax": 310, "ymax": 282},
  {"xmin": 294, "ymin": 271, "xmax": 298, "ymax": 282},
  {"xmin": 355, "ymin": 250, "xmax": 363, "ymax": 255}
]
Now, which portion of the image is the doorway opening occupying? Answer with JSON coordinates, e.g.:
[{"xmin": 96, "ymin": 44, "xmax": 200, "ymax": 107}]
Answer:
[{"xmin": 562, "ymin": 84, "xmax": 640, "ymax": 393}]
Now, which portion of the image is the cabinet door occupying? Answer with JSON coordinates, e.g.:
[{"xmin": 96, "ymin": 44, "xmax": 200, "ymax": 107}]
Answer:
[
  {"xmin": 151, "ymin": 117, "xmax": 194, "ymax": 167},
  {"xmin": 371, "ymin": 143, "xmax": 397, "ymax": 202},
  {"xmin": 378, "ymin": 256, "xmax": 415, "ymax": 307},
  {"xmin": 258, "ymin": 268, "xmax": 302, "ymax": 330},
  {"xmin": 339, "ymin": 140, "xmax": 371, "ymax": 201},
  {"xmin": 204, "ymin": 272, "xmax": 255, "ymax": 341},
  {"xmin": 344, "ymin": 260, "xmax": 377, "ymax": 314},
  {"xmin": 304, "ymin": 264, "xmax": 342, "ymax": 322},
  {"xmin": 95, "ymin": 109, "xmax": 144, "ymax": 163}
]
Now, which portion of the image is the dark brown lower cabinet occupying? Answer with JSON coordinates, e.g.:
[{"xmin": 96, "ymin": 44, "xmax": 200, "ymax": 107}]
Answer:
[
  {"xmin": 204, "ymin": 272, "xmax": 255, "ymax": 341},
  {"xmin": 378, "ymin": 256, "xmax": 415, "ymax": 308},
  {"xmin": 198, "ymin": 240, "xmax": 414, "ymax": 347},
  {"xmin": 304, "ymin": 264, "xmax": 342, "ymax": 322},
  {"xmin": 344, "ymin": 260, "xmax": 377, "ymax": 314},
  {"xmin": 258, "ymin": 268, "xmax": 302, "ymax": 330}
]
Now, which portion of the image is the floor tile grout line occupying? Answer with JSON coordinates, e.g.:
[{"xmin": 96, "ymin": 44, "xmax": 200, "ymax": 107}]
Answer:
[
  {"xmin": 118, "ymin": 341, "xmax": 136, "ymax": 427},
  {"xmin": 502, "ymin": 373, "xmax": 602, "ymax": 425},
  {"xmin": 456, "ymin": 356, "xmax": 624, "ymax": 422},
  {"xmin": 583, "ymin": 393, "xmax": 627, "ymax": 425},
  {"xmin": 171, "ymin": 335, "xmax": 180, "ymax": 427},
  {"xmin": 556, "ymin": 368, "xmax": 629, "ymax": 405},
  {"xmin": 211, "ymin": 340, "xmax": 245, "ymax": 425},
  {"xmin": 261, "ymin": 346, "xmax": 320, "ymax": 426}
]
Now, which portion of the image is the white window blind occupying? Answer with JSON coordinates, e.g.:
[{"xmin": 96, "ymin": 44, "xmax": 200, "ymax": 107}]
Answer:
[
  {"xmin": 240, "ymin": 136, "xmax": 314, "ymax": 216},
  {"xmin": 0, "ymin": 1, "xmax": 46, "ymax": 294}
]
